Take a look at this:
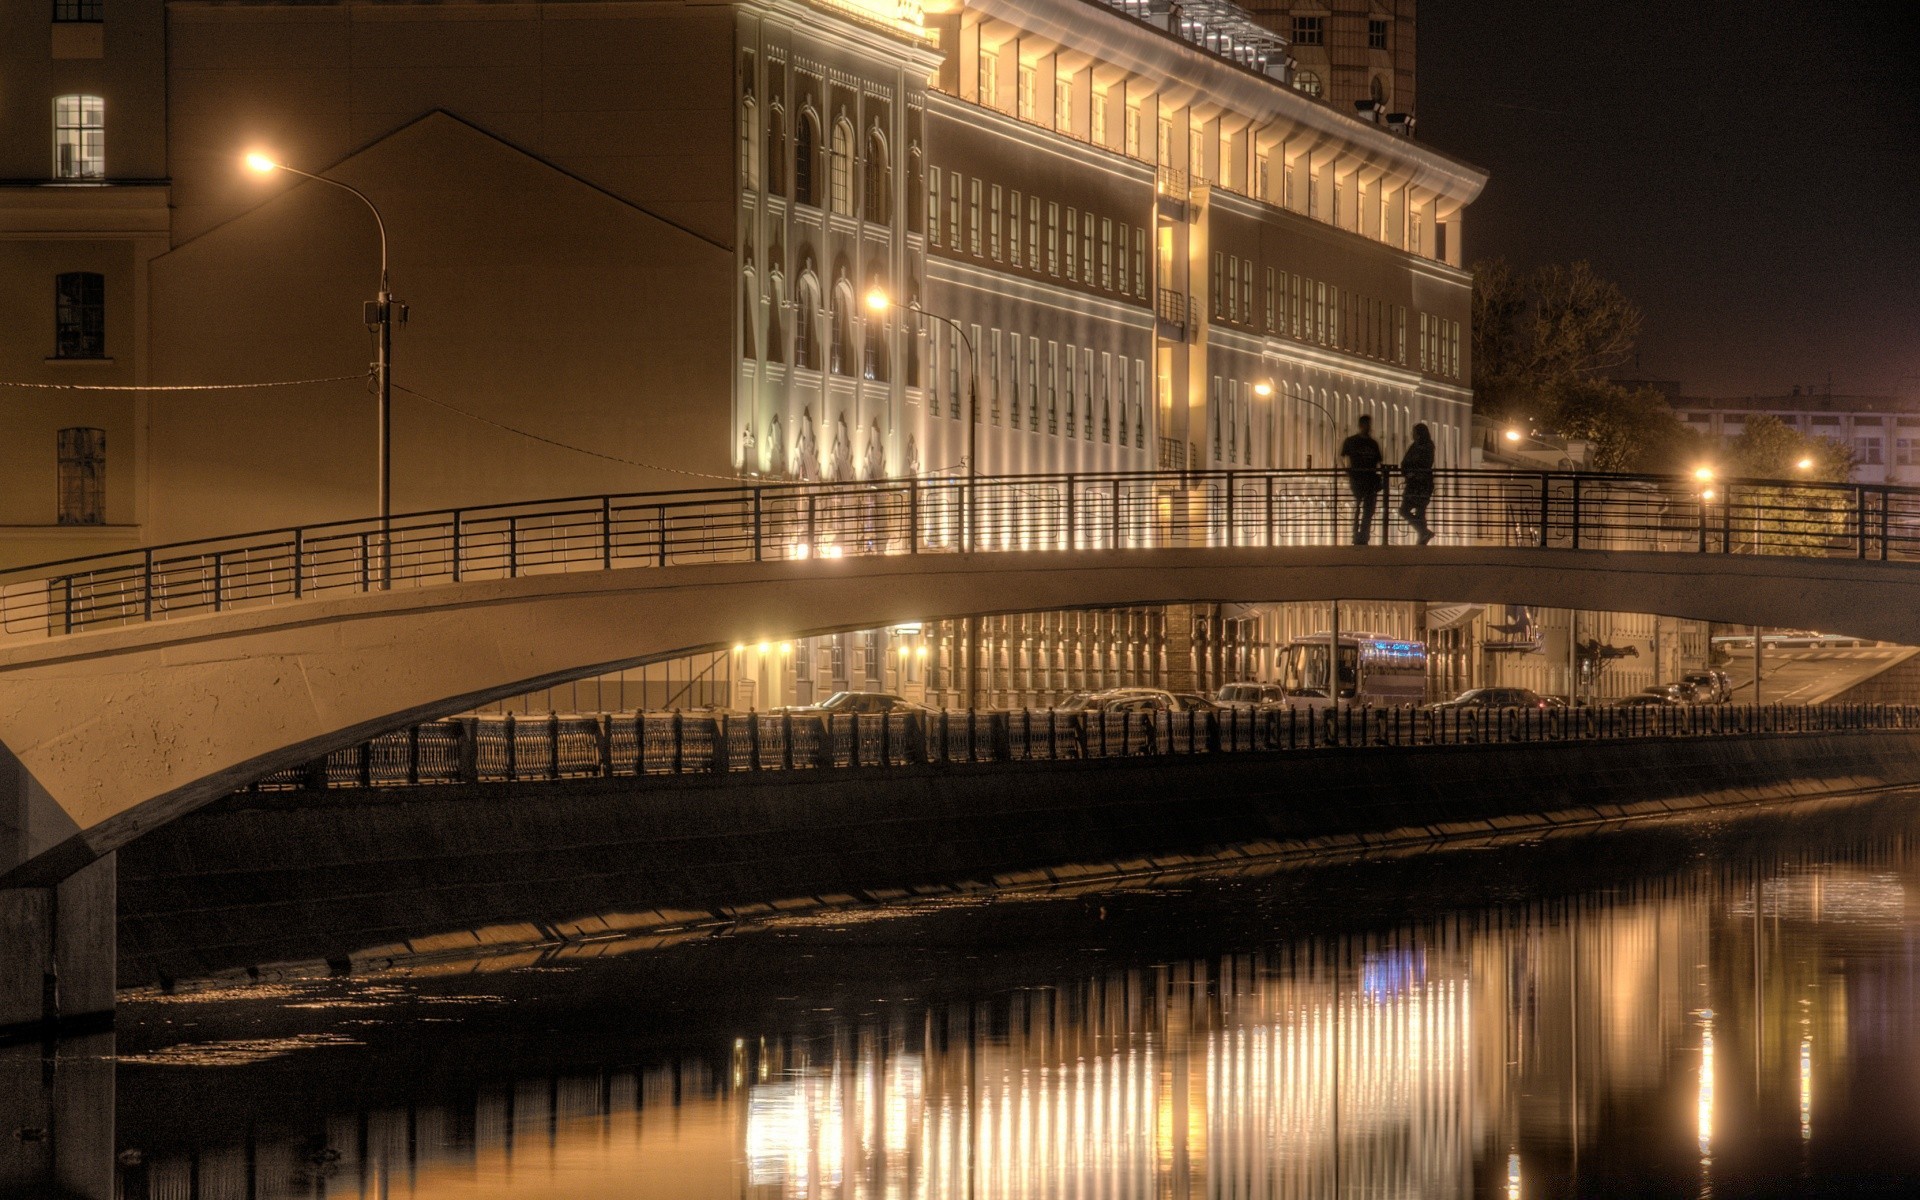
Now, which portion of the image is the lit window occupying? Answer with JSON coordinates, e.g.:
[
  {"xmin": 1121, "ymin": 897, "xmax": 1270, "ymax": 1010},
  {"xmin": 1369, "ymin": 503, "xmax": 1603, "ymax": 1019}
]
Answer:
[
  {"xmin": 968, "ymin": 178, "xmax": 982, "ymax": 254},
  {"xmin": 53, "ymin": 95, "xmax": 103, "ymax": 179},
  {"xmin": 1291, "ymin": 15, "xmax": 1324, "ymax": 45},
  {"xmin": 54, "ymin": 271, "xmax": 104, "ymax": 358},
  {"xmin": 57, "ymin": 427, "xmax": 105, "ymax": 525},
  {"xmin": 794, "ymin": 111, "xmax": 820, "ymax": 206},
  {"xmin": 1292, "ymin": 71, "xmax": 1322, "ymax": 98},
  {"xmin": 989, "ymin": 185, "xmax": 1001, "ymax": 260},
  {"xmin": 863, "ymin": 129, "xmax": 890, "ymax": 224},
  {"xmin": 829, "ymin": 119, "xmax": 855, "ymax": 215}
]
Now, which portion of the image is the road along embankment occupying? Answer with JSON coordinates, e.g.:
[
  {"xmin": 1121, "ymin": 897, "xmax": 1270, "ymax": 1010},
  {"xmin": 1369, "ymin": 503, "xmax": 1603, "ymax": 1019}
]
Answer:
[{"xmin": 119, "ymin": 730, "xmax": 1920, "ymax": 988}]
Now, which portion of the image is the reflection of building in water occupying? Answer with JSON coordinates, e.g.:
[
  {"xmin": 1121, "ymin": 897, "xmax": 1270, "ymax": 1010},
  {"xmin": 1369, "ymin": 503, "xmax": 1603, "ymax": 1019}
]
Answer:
[{"xmin": 121, "ymin": 861, "xmax": 1916, "ymax": 1198}]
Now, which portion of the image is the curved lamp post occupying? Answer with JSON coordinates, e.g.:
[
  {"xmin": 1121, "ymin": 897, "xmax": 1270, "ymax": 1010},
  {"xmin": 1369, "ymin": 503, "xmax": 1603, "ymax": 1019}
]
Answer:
[
  {"xmin": 865, "ymin": 287, "xmax": 980, "ymax": 549},
  {"xmin": 245, "ymin": 152, "xmax": 400, "ymax": 587}
]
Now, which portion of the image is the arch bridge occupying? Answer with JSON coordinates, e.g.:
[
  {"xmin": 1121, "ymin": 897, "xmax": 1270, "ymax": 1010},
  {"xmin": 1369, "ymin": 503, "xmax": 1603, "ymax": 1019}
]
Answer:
[{"xmin": 3, "ymin": 466, "xmax": 1918, "ymax": 1030}]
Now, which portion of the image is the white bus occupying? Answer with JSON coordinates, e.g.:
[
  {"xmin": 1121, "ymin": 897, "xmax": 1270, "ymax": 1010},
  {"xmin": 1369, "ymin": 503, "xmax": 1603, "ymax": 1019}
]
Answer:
[{"xmin": 1278, "ymin": 632, "xmax": 1429, "ymax": 710}]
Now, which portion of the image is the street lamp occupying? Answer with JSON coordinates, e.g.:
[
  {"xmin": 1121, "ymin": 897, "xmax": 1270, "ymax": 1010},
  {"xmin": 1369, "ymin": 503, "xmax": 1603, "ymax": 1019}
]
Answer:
[
  {"xmin": 245, "ymin": 151, "xmax": 401, "ymax": 586},
  {"xmin": 1256, "ymin": 376, "xmax": 1337, "ymax": 469},
  {"xmin": 1795, "ymin": 456, "xmax": 1815, "ymax": 472},
  {"xmin": 865, "ymin": 287, "xmax": 980, "ymax": 549}
]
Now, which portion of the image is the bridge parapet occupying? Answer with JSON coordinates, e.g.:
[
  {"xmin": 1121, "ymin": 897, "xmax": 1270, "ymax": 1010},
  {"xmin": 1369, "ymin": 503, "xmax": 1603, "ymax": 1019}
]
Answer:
[
  {"xmin": 257, "ymin": 702, "xmax": 1920, "ymax": 791},
  {"xmin": 4, "ymin": 467, "xmax": 1917, "ymax": 642}
]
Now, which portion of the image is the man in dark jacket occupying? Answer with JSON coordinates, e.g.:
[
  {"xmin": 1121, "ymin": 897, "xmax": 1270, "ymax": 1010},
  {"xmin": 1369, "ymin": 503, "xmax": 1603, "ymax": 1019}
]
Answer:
[
  {"xmin": 1339, "ymin": 414, "xmax": 1384, "ymax": 545},
  {"xmin": 1399, "ymin": 422, "xmax": 1437, "ymax": 544}
]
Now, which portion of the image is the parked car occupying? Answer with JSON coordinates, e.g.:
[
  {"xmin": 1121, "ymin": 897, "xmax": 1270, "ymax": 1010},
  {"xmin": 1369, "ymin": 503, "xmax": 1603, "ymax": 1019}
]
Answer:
[
  {"xmin": 1171, "ymin": 692, "xmax": 1221, "ymax": 713},
  {"xmin": 1216, "ymin": 682, "xmax": 1288, "ymax": 710},
  {"xmin": 1678, "ymin": 670, "xmax": 1733, "ymax": 703},
  {"xmin": 1426, "ymin": 687, "xmax": 1554, "ymax": 712},
  {"xmin": 1617, "ymin": 685, "xmax": 1689, "ymax": 707},
  {"xmin": 1056, "ymin": 687, "xmax": 1182, "ymax": 714},
  {"xmin": 779, "ymin": 691, "xmax": 931, "ymax": 716}
]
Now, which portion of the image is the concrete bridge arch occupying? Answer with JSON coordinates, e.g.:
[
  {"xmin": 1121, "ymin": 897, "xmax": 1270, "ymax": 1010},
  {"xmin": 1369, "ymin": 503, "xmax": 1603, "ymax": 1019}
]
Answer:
[{"xmin": 5, "ymin": 543, "xmax": 1919, "ymax": 889}]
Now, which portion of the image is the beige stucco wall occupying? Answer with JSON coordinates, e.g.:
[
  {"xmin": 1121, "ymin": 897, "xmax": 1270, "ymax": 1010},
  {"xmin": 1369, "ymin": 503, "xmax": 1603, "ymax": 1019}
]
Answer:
[{"xmin": 146, "ymin": 110, "xmax": 735, "ymax": 542}]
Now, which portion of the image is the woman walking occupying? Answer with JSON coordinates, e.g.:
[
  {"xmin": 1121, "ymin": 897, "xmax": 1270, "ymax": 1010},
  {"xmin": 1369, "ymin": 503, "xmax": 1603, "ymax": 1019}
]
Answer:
[{"xmin": 1399, "ymin": 423, "xmax": 1437, "ymax": 544}]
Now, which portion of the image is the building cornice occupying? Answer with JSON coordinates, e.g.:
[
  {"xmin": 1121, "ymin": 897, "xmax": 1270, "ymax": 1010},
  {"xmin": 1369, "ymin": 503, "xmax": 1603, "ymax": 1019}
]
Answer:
[
  {"xmin": 963, "ymin": 0, "xmax": 1486, "ymax": 205},
  {"xmin": 928, "ymin": 92, "xmax": 1155, "ymax": 186},
  {"xmin": 930, "ymin": 256, "xmax": 1154, "ymax": 326}
]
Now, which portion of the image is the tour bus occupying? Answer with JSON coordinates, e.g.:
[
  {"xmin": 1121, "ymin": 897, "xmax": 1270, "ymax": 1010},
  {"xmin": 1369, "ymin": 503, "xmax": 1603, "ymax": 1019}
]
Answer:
[{"xmin": 1277, "ymin": 632, "xmax": 1430, "ymax": 710}]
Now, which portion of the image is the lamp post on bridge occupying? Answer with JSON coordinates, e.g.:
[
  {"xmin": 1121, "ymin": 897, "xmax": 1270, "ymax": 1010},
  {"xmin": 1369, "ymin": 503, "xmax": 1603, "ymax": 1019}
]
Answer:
[
  {"xmin": 865, "ymin": 287, "xmax": 980, "ymax": 552},
  {"xmin": 245, "ymin": 151, "xmax": 402, "ymax": 588}
]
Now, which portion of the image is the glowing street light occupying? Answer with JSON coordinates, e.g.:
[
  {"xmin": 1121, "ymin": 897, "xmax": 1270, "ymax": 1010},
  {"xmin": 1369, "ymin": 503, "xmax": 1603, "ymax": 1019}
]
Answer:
[
  {"xmin": 244, "ymin": 150, "xmax": 401, "ymax": 586},
  {"xmin": 1504, "ymin": 428, "xmax": 1523, "ymax": 443},
  {"xmin": 1796, "ymin": 456, "xmax": 1815, "ymax": 472},
  {"xmin": 1693, "ymin": 466, "xmax": 1715, "ymax": 483}
]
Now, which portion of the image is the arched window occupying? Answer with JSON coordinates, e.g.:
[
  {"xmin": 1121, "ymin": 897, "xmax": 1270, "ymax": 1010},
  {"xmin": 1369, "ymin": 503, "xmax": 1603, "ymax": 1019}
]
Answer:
[
  {"xmin": 829, "ymin": 119, "xmax": 855, "ymax": 216},
  {"xmin": 907, "ymin": 145, "xmax": 924, "ymax": 234},
  {"xmin": 54, "ymin": 271, "xmax": 104, "ymax": 358},
  {"xmin": 863, "ymin": 128, "xmax": 890, "ymax": 224},
  {"xmin": 1292, "ymin": 71, "xmax": 1322, "ymax": 98},
  {"xmin": 765, "ymin": 270, "xmax": 785, "ymax": 365},
  {"xmin": 862, "ymin": 273, "xmax": 889, "ymax": 383},
  {"xmin": 794, "ymin": 110, "xmax": 820, "ymax": 207},
  {"xmin": 829, "ymin": 281, "xmax": 855, "ymax": 376},
  {"xmin": 765, "ymin": 105, "xmax": 787, "ymax": 197},
  {"xmin": 795, "ymin": 272, "xmax": 822, "ymax": 370},
  {"xmin": 741, "ymin": 270, "xmax": 758, "ymax": 360},
  {"xmin": 905, "ymin": 282, "xmax": 922, "ymax": 382},
  {"xmin": 742, "ymin": 98, "xmax": 760, "ymax": 191},
  {"xmin": 53, "ymin": 95, "xmax": 103, "ymax": 179}
]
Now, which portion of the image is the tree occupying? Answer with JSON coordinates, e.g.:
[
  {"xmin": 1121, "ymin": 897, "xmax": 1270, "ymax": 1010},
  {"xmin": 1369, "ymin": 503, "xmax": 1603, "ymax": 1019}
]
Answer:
[
  {"xmin": 1545, "ymin": 377, "xmax": 1701, "ymax": 473},
  {"xmin": 1471, "ymin": 258, "xmax": 1643, "ymax": 420},
  {"xmin": 1726, "ymin": 415, "xmax": 1853, "ymax": 483}
]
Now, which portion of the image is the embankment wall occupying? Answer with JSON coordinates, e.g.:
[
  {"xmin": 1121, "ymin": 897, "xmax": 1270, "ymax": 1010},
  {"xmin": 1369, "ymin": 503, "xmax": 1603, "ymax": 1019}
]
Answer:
[{"xmin": 119, "ymin": 731, "xmax": 1920, "ymax": 987}]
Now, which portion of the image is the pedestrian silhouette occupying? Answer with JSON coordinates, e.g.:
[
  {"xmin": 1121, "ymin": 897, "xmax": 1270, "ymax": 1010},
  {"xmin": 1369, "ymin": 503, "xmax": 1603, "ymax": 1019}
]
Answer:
[
  {"xmin": 1399, "ymin": 422, "xmax": 1437, "ymax": 544},
  {"xmin": 1339, "ymin": 414, "xmax": 1384, "ymax": 545}
]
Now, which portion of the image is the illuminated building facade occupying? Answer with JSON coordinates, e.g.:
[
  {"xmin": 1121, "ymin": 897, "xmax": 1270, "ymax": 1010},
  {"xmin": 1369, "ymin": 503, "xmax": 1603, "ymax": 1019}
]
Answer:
[{"xmin": 0, "ymin": 0, "xmax": 1479, "ymax": 562}]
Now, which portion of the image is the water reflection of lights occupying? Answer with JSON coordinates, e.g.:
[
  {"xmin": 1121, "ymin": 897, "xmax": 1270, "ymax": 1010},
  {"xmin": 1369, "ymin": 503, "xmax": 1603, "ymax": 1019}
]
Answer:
[
  {"xmin": 1800, "ymin": 1029, "xmax": 1813, "ymax": 1142},
  {"xmin": 1506, "ymin": 1151, "xmax": 1521, "ymax": 1200},
  {"xmin": 1697, "ymin": 1009, "xmax": 1715, "ymax": 1160},
  {"xmin": 1727, "ymin": 869, "xmax": 1907, "ymax": 925}
]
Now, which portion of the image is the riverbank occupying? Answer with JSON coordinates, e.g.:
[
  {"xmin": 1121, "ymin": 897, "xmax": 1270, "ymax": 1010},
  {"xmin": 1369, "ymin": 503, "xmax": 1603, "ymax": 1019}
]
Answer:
[{"xmin": 120, "ymin": 729, "xmax": 1920, "ymax": 988}]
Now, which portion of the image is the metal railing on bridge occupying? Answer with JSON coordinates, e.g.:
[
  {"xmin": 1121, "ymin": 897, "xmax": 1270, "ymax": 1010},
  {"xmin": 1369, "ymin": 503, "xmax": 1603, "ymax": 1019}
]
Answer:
[
  {"xmin": 251, "ymin": 702, "xmax": 1920, "ymax": 792},
  {"xmin": 6, "ymin": 467, "xmax": 1920, "ymax": 639}
]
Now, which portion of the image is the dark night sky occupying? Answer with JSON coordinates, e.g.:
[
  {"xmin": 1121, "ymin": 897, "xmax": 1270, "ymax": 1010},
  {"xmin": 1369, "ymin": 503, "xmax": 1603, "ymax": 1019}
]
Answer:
[{"xmin": 1418, "ymin": 0, "xmax": 1920, "ymax": 399}]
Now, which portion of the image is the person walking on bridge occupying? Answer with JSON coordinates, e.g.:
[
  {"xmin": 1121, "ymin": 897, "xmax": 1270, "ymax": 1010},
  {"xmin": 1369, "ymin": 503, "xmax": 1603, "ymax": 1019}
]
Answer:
[
  {"xmin": 1399, "ymin": 422, "xmax": 1437, "ymax": 545},
  {"xmin": 1340, "ymin": 414, "xmax": 1384, "ymax": 545}
]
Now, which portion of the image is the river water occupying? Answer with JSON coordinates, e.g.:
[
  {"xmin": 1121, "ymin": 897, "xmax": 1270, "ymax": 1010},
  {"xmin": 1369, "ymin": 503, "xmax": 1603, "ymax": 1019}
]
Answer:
[{"xmin": 100, "ymin": 796, "xmax": 1920, "ymax": 1198}]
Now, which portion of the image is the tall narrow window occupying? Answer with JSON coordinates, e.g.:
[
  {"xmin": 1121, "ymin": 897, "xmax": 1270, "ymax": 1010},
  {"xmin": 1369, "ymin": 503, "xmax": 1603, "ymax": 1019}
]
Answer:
[
  {"xmin": 830, "ymin": 284, "xmax": 854, "ymax": 375},
  {"xmin": 863, "ymin": 129, "xmax": 890, "ymax": 224},
  {"xmin": 989, "ymin": 185, "xmax": 1002, "ymax": 260},
  {"xmin": 1100, "ymin": 218, "xmax": 1112, "ymax": 290},
  {"xmin": 1047, "ymin": 204, "xmax": 1060, "ymax": 275},
  {"xmin": 53, "ymin": 95, "xmax": 104, "ymax": 180},
  {"xmin": 947, "ymin": 171, "xmax": 961, "ymax": 246},
  {"xmin": 989, "ymin": 329, "xmax": 1002, "ymax": 424},
  {"xmin": 794, "ymin": 111, "xmax": 820, "ymax": 206},
  {"xmin": 1047, "ymin": 342, "xmax": 1058, "ymax": 433},
  {"xmin": 1009, "ymin": 190, "xmax": 1022, "ymax": 267},
  {"xmin": 1064, "ymin": 343, "xmax": 1077, "ymax": 438},
  {"xmin": 1028, "ymin": 338, "xmax": 1040, "ymax": 431},
  {"xmin": 829, "ymin": 119, "xmax": 855, "ymax": 215},
  {"xmin": 54, "ymin": 271, "xmax": 104, "ymax": 358},
  {"xmin": 765, "ymin": 106, "xmax": 787, "ymax": 197},
  {"xmin": 968, "ymin": 179, "xmax": 982, "ymax": 255},
  {"xmin": 1027, "ymin": 196, "xmax": 1040, "ymax": 267},
  {"xmin": 1133, "ymin": 228, "xmax": 1145, "ymax": 298},
  {"xmin": 742, "ymin": 98, "xmax": 760, "ymax": 191},
  {"xmin": 57, "ymin": 427, "xmax": 105, "ymax": 525},
  {"xmin": 927, "ymin": 169, "xmax": 942, "ymax": 246}
]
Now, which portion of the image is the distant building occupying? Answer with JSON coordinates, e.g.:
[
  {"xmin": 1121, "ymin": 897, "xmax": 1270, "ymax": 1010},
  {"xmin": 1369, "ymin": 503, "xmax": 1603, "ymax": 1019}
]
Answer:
[
  {"xmin": 1672, "ymin": 389, "xmax": 1920, "ymax": 485},
  {"xmin": 1242, "ymin": 0, "xmax": 1417, "ymax": 119}
]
